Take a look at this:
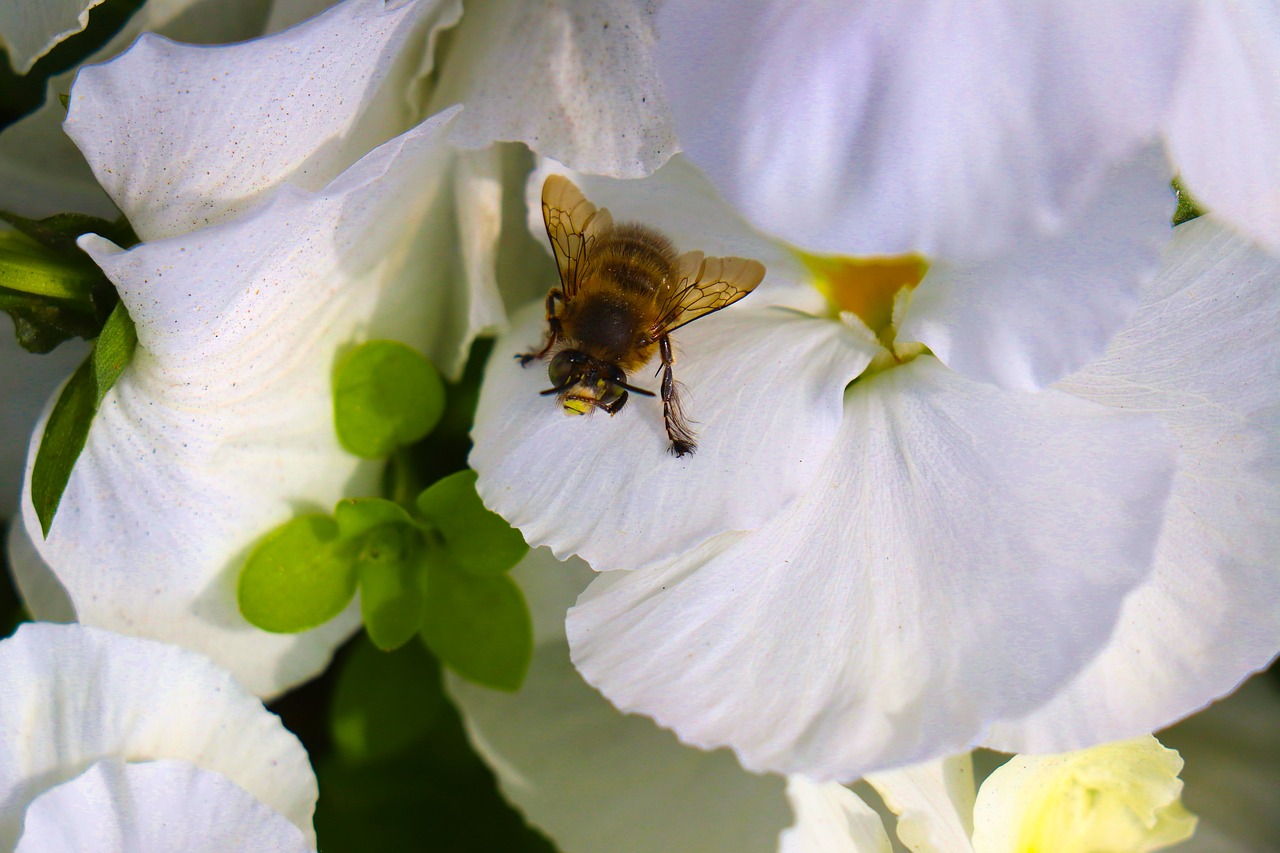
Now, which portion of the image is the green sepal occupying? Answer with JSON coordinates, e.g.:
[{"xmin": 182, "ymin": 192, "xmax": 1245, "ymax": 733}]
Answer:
[
  {"xmin": 30, "ymin": 300, "xmax": 137, "ymax": 535},
  {"xmin": 237, "ymin": 514, "xmax": 359, "ymax": 633},
  {"xmin": 0, "ymin": 287, "xmax": 101, "ymax": 353},
  {"xmin": 0, "ymin": 229, "xmax": 102, "ymax": 301},
  {"xmin": 333, "ymin": 340, "xmax": 445, "ymax": 459},
  {"xmin": 0, "ymin": 211, "xmax": 134, "ymax": 353},
  {"xmin": 416, "ymin": 470, "xmax": 528, "ymax": 576},
  {"xmin": 420, "ymin": 562, "xmax": 532, "ymax": 692},
  {"xmin": 329, "ymin": 634, "xmax": 445, "ymax": 763},
  {"xmin": 0, "ymin": 210, "xmax": 137, "ymax": 258}
]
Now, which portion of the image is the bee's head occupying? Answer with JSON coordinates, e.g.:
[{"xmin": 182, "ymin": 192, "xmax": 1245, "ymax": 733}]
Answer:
[{"xmin": 545, "ymin": 349, "xmax": 629, "ymax": 415}]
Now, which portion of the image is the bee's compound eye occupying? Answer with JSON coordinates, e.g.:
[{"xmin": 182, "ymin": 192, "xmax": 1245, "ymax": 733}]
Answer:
[{"xmin": 549, "ymin": 349, "xmax": 586, "ymax": 387}]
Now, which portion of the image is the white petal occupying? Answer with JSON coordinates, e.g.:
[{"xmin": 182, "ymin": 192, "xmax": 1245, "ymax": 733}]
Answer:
[
  {"xmin": 655, "ymin": 0, "xmax": 1190, "ymax": 260},
  {"xmin": 780, "ymin": 777, "xmax": 892, "ymax": 853},
  {"xmin": 985, "ymin": 217, "xmax": 1280, "ymax": 752},
  {"xmin": 446, "ymin": 548, "xmax": 792, "ymax": 853},
  {"xmin": 865, "ymin": 756, "xmax": 976, "ymax": 853},
  {"xmin": 16, "ymin": 110, "xmax": 467, "ymax": 697},
  {"xmin": 0, "ymin": 0, "xmax": 104, "ymax": 74},
  {"xmin": 16, "ymin": 760, "xmax": 315, "ymax": 853},
  {"xmin": 63, "ymin": 0, "xmax": 462, "ymax": 241},
  {"xmin": 6, "ymin": 518, "xmax": 75, "ymax": 623},
  {"xmin": 432, "ymin": 0, "xmax": 676, "ymax": 177},
  {"xmin": 0, "ymin": 336, "xmax": 87, "ymax": 518},
  {"xmin": 472, "ymin": 303, "xmax": 873, "ymax": 571},
  {"xmin": 0, "ymin": 0, "xmax": 288, "ymax": 219},
  {"xmin": 1166, "ymin": 0, "xmax": 1280, "ymax": 253},
  {"xmin": 0, "ymin": 624, "xmax": 316, "ymax": 850},
  {"xmin": 568, "ymin": 358, "xmax": 1175, "ymax": 780},
  {"xmin": 898, "ymin": 146, "xmax": 1175, "ymax": 390}
]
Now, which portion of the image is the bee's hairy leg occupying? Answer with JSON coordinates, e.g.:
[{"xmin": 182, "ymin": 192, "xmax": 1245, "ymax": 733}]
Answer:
[
  {"xmin": 658, "ymin": 335, "xmax": 697, "ymax": 456},
  {"xmin": 601, "ymin": 390, "xmax": 630, "ymax": 415},
  {"xmin": 517, "ymin": 289, "xmax": 567, "ymax": 366}
]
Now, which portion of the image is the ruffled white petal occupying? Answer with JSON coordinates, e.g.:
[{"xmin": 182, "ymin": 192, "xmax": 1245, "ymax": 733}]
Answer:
[
  {"xmin": 1166, "ymin": 0, "xmax": 1280, "ymax": 253},
  {"xmin": 865, "ymin": 756, "xmax": 976, "ymax": 853},
  {"xmin": 0, "ymin": 336, "xmax": 87, "ymax": 518},
  {"xmin": 431, "ymin": 0, "xmax": 676, "ymax": 177},
  {"xmin": 63, "ymin": 0, "xmax": 462, "ymax": 241},
  {"xmin": 0, "ymin": 0, "xmax": 288, "ymax": 219},
  {"xmin": 16, "ymin": 760, "xmax": 315, "ymax": 853},
  {"xmin": 445, "ymin": 548, "xmax": 792, "ymax": 853},
  {"xmin": 568, "ymin": 357, "xmax": 1175, "ymax": 780},
  {"xmin": 473, "ymin": 304, "xmax": 873, "ymax": 572},
  {"xmin": 0, "ymin": 623, "xmax": 316, "ymax": 850},
  {"xmin": 898, "ymin": 146, "xmax": 1175, "ymax": 390},
  {"xmin": 780, "ymin": 777, "xmax": 892, "ymax": 853},
  {"xmin": 15, "ymin": 109, "xmax": 467, "ymax": 697},
  {"xmin": 985, "ymin": 217, "xmax": 1280, "ymax": 752},
  {"xmin": 0, "ymin": 0, "xmax": 104, "ymax": 74},
  {"xmin": 655, "ymin": 0, "xmax": 1189, "ymax": 260}
]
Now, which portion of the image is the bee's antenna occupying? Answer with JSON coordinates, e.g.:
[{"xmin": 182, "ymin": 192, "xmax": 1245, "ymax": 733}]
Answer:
[{"xmin": 619, "ymin": 381, "xmax": 656, "ymax": 397}]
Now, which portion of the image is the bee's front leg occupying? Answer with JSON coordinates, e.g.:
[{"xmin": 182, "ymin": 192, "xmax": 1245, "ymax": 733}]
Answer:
[
  {"xmin": 516, "ymin": 289, "xmax": 566, "ymax": 366},
  {"xmin": 658, "ymin": 335, "xmax": 697, "ymax": 456}
]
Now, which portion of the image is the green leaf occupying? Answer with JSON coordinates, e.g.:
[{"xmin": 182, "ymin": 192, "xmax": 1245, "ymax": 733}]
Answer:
[
  {"xmin": 238, "ymin": 514, "xmax": 358, "ymax": 633},
  {"xmin": 30, "ymin": 301, "xmax": 137, "ymax": 535},
  {"xmin": 329, "ymin": 634, "xmax": 445, "ymax": 763},
  {"xmin": 334, "ymin": 496, "xmax": 417, "ymax": 537},
  {"xmin": 333, "ymin": 340, "xmax": 445, "ymax": 459},
  {"xmin": 335, "ymin": 498, "xmax": 429, "ymax": 650},
  {"xmin": 359, "ymin": 555, "xmax": 427, "ymax": 652},
  {"xmin": 416, "ymin": 470, "xmax": 528, "ymax": 576},
  {"xmin": 0, "ymin": 230, "xmax": 101, "ymax": 302},
  {"xmin": 0, "ymin": 210, "xmax": 137, "ymax": 255},
  {"xmin": 420, "ymin": 563, "xmax": 532, "ymax": 691},
  {"xmin": 0, "ymin": 288, "xmax": 100, "ymax": 353}
]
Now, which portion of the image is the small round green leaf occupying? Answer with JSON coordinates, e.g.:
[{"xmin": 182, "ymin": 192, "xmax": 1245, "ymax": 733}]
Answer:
[
  {"xmin": 416, "ymin": 470, "xmax": 528, "ymax": 576},
  {"xmin": 333, "ymin": 340, "xmax": 444, "ymax": 459},
  {"xmin": 330, "ymin": 634, "xmax": 444, "ymax": 762},
  {"xmin": 238, "ymin": 514, "xmax": 358, "ymax": 633},
  {"xmin": 356, "ymin": 526, "xmax": 427, "ymax": 651},
  {"xmin": 335, "ymin": 497, "xmax": 417, "ymax": 538},
  {"xmin": 421, "ymin": 563, "xmax": 532, "ymax": 692}
]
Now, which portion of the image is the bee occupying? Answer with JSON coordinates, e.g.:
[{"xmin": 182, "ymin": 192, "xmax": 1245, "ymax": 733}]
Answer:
[{"xmin": 518, "ymin": 175, "xmax": 765, "ymax": 457}]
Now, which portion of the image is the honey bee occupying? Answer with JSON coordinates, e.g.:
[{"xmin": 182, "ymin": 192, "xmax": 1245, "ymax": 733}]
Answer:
[{"xmin": 518, "ymin": 175, "xmax": 765, "ymax": 456}]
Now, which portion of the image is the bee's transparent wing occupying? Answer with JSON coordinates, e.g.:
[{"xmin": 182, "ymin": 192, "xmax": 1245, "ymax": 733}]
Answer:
[
  {"xmin": 542, "ymin": 175, "xmax": 614, "ymax": 299},
  {"xmin": 653, "ymin": 252, "xmax": 766, "ymax": 335}
]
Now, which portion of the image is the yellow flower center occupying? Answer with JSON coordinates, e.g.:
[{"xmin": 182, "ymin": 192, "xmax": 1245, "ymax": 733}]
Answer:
[{"xmin": 800, "ymin": 251, "xmax": 929, "ymax": 371}]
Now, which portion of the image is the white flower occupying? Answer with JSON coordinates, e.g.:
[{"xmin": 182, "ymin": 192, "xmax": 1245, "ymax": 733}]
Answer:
[
  {"xmin": 446, "ymin": 547, "xmax": 888, "ymax": 853},
  {"xmin": 652, "ymin": 0, "xmax": 1280, "ymax": 382},
  {"xmin": 0, "ymin": 622, "xmax": 317, "ymax": 852},
  {"xmin": 472, "ymin": 157, "xmax": 1278, "ymax": 781},
  {"xmin": 5, "ymin": 0, "xmax": 674, "ymax": 697},
  {"xmin": 11, "ymin": 0, "xmax": 466, "ymax": 697}
]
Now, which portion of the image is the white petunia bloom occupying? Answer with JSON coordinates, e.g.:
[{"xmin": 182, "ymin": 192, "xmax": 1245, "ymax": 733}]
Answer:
[
  {"xmin": 7, "ymin": 0, "xmax": 676, "ymax": 697},
  {"xmin": 472, "ymin": 153, "xmax": 1278, "ymax": 781},
  {"xmin": 652, "ymin": 1, "xmax": 1280, "ymax": 383},
  {"xmin": 0, "ymin": 622, "xmax": 318, "ymax": 852},
  {"xmin": 446, "ymin": 547, "xmax": 891, "ymax": 853}
]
